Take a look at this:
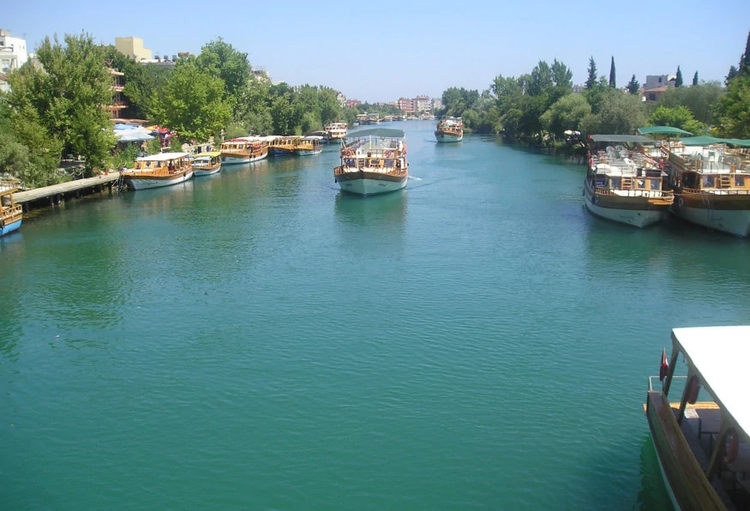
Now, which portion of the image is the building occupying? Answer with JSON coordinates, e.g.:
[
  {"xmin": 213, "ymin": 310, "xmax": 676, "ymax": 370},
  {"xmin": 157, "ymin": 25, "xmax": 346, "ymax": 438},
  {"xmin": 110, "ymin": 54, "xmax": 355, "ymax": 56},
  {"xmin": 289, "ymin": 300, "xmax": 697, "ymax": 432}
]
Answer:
[
  {"xmin": 397, "ymin": 97, "xmax": 415, "ymax": 114},
  {"xmin": 0, "ymin": 29, "xmax": 29, "ymax": 92},
  {"xmin": 431, "ymin": 97, "xmax": 443, "ymax": 111},
  {"xmin": 414, "ymin": 95, "xmax": 430, "ymax": 113},
  {"xmin": 643, "ymin": 74, "xmax": 675, "ymax": 101},
  {"xmin": 115, "ymin": 37, "xmax": 152, "ymax": 62},
  {"xmin": 345, "ymin": 99, "xmax": 361, "ymax": 108},
  {"xmin": 107, "ymin": 68, "xmax": 127, "ymax": 119}
]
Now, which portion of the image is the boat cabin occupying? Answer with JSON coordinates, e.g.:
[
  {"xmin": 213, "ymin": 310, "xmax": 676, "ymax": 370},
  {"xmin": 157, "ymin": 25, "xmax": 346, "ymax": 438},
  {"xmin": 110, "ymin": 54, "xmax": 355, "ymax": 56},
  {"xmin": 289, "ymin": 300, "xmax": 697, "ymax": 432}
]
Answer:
[
  {"xmin": 646, "ymin": 326, "xmax": 750, "ymax": 509},
  {"xmin": 133, "ymin": 152, "xmax": 191, "ymax": 173}
]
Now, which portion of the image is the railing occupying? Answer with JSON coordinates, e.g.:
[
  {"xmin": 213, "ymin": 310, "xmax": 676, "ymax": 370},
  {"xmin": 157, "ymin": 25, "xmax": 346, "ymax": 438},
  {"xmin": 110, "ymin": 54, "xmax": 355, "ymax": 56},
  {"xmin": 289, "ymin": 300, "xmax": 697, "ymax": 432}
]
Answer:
[
  {"xmin": 682, "ymin": 187, "xmax": 750, "ymax": 196},
  {"xmin": 1, "ymin": 204, "xmax": 22, "ymax": 221},
  {"xmin": 595, "ymin": 187, "xmax": 673, "ymax": 198}
]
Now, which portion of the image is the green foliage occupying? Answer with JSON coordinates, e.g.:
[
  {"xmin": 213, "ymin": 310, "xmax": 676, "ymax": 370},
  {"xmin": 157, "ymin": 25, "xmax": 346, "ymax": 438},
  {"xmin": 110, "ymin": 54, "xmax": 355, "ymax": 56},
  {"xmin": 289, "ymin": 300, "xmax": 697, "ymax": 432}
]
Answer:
[
  {"xmin": 726, "ymin": 65, "xmax": 739, "ymax": 85},
  {"xmin": 675, "ymin": 66, "xmax": 683, "ymax": 87},
  {"xmin": 149, "ymin": 59, "xmax": 232, "ymax": 142},
  {"xmin": 540, "ymin": 94, "xmax": 591, "ymax": 139},
  {"xmin": 196, "ymin": 38, "xmax": 251, "ymax": 121},
  {"xmin": 580, "ymin": 91, "xmax": 645, "ymax": 135},
  {"xmin": 6, "ymin": 33, "xmax": 116, "ymax": 176},
  {"xmin": 742, "ymin": 29, "xmax": 750, "ymax": 75},
  {"xmin": 109, "ymin": 143, "xmax": 140, "ymax": 170},
  {"xmin": 585, "ymin": 57, "xmax": 597, "ymax": 90},
  {"xmin": 626, "ymin": 74, "xmax": 640, "ymax": 95},
  {"xmin": 656, "ymin": 82, "xmax": 723, "ymax": 125},
  {"xmin": 609, "ymin": 57, "xmax": 616, "ymax": 88},
  {"xmin": 714, "ymin": 74, "xmax": 750, "ymax": 138},
  {"xmin": 647, "ymin": 105, "xmax": 705, "ymax": 135},
  {"xmin": 692, "ymin": 71, "xmax": 698, "ymax": 86}
]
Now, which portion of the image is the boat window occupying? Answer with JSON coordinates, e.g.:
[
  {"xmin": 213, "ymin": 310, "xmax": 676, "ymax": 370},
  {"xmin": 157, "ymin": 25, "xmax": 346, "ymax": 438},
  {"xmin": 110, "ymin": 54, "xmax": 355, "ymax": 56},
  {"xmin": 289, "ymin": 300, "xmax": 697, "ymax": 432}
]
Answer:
[
  {"xmin": 735, "ymin": 176, "xmax": 746, "ymax": 187},
  {"xmin": 610, "ymin": 177, "xmax": 621, "ymax": 189},
  {"xmin": 702, "ymin": 175, "xmax": 715, "ymax": 188},
  {"xmin": 637, "ymin": 180, "xmax": 646, "ymax": 189},
  {"xmin": 345, "ymin": 159, "xmax": 355, "ymax": 167},
  {"xmin": 357, "ymin": 159, "xmax": 365, "ymax": 167},
  {"xmin": 384, "ymin": 159, "xmax": 394, "ymax": 167},
  {"xmin": 650, "ymin": 179, "xmax": 660, "ymax": 190}
]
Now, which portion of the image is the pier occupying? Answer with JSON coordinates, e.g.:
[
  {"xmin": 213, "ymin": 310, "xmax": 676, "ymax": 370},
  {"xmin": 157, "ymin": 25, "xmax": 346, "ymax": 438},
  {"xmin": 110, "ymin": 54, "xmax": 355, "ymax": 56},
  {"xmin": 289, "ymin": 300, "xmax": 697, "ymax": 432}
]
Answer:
[{"xmin": 13, "ymin": 172, "xmax": 121, "ymax": 210}]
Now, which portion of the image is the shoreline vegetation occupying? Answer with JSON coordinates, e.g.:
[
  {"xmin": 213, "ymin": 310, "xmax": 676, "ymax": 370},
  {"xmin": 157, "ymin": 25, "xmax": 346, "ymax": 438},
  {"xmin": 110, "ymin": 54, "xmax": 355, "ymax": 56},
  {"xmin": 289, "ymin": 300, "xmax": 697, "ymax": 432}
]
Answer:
[{"xmin": 1, "ymin": 31, "xmax": 749, "ymax": 192}]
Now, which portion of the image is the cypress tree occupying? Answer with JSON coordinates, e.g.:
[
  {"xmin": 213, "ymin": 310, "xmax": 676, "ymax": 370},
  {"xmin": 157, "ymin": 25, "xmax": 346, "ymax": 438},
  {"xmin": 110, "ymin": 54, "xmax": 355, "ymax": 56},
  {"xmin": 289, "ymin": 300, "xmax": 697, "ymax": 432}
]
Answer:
[
  {"xmin": 692, "ymin": 71, "xmax": 698, "ymax": 86},
  {"xmin": 726, "ymin": 65, "xmax": 739, "ymax": 85},
  {"xmin": 626, "ymin": 74, "xmax": 640, "ymax": 94},
  {"xmin": 742, "ymin": 29, "xmax": 750, "ymax": 75},
  {"xmin": 675, "ymin": 66, "xmax": 683, "ymax": 87},
  {"xmin": 609, "ymin": 56, "xmax": 616, "ymax": 87},
  {"xmin": 585, "ymin": 57, "xmax": 597, "ymax": 90}
]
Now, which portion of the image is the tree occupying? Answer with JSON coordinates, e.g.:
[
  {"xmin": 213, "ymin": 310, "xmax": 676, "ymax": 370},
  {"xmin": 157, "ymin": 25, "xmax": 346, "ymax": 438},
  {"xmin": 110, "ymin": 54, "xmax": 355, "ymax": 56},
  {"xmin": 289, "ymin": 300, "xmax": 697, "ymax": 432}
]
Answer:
[
  {"xmin": 726, "ymin": 65, "xmax": 739, "ymax": 85},
  {"xmin": 609, "ymin": 57, "xmax": 616, "ymax": 88},
  {"xmin": 581, "ymin": 92, "xmax": 645, "ymax": 135},
  {"xmin": 626, "ymin": 74, "xmax": 640, "ymax": 95},
  {"xmin": 656, "ymin": 82, "xmax": 723, "ymax": 125},
  {"xmin": 150, "ymin": 59, "xmax": 232, "ymax": 142},
  {"xmin": 6, "ymin": 33, "xmax": 115, "ymax": 177},
  {"xmin": 647, "ymin": 105, "xmax": 705, "ymax": 135},
  {"xmin": 742, "ymin": 29, "xmax": 750, "ymax": 75},
  {"xmin": 675, "ymin": 66, "xmax": 683, "ymax": 87},
  {"xmin": 715, "ymin": 74, "xmax": 750, "ymax": 138},
  {"xmin": 585, "ymin": 57, "xmax": 597, "ymax": 90},
  {"xmin": 196, "ymin": 38, "xmax": 252, "ymax": 120},
  {"xmin": 692, "ymin": 71, "xmax": 699, "ymax": 86},
  {"xmin": 540, "ymin": 94, "xmax": 591, "ymax": 139}
]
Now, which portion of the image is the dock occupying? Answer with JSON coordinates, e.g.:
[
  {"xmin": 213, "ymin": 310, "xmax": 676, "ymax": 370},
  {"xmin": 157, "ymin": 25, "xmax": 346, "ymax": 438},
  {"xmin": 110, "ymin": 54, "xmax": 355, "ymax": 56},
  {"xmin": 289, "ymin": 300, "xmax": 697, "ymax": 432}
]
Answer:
[{"xmin": 13, "ymin": 172, "xmax": 121, "ymax": 209}]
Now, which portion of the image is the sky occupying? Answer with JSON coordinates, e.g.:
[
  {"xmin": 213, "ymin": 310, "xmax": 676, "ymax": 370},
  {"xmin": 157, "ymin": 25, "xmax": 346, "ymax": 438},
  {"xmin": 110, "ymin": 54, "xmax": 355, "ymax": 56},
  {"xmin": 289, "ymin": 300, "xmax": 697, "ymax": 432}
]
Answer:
[{"xmin": 6, "ymin": 0, "xmax": 750, "ymax": 103}]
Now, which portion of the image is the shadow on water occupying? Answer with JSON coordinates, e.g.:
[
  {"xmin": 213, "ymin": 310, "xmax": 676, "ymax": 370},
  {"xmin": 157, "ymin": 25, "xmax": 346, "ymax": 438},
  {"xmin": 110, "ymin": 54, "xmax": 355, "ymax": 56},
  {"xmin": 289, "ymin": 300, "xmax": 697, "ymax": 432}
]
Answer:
[
  {"xmin": 634, "ymin": 434, "xmax": 673, "ymax": 510},
  {"xmin": 333, "ymin": 190, "xmax": 408, "ymax": 228}
]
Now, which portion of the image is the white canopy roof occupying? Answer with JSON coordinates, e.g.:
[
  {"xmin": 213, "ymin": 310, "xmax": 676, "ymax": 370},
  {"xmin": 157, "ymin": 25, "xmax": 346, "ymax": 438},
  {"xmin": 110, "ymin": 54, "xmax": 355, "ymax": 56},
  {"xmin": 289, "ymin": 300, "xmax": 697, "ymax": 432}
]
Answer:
[
  {"xmin": 672, "ymin": 326, "xmax": 750, "ymax": 437},
  {"xmin": 136, "ymin": 152, "xmax": 189, "ymax": 161}
]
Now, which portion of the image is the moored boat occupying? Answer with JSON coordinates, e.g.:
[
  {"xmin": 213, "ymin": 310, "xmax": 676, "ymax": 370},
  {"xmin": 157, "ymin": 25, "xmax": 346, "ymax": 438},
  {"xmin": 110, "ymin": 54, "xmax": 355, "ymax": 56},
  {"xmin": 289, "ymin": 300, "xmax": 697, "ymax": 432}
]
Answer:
[
  {"xmin": 0, "ymin": 185, "xmax": 22, "ymax": 236},
  {"xmin": 434, "ymin": 116, "xmax": 463, "ymax": 143},
  {"xmin": 584, "ymin": 134, "xmax": 673, "ymax": 227},
  {"xmin": 645, "ymin": 326, "xmax": 750, "ymax": 510},
  {"xmin": 664, "ymin": 140, "xmax": 750, "ymax": 237},
  {"xmin": 220, "ymin": 137, "xmax": 269, "ymax": 164},
  {"xmin": 192, "ymin": 151, "xmax": 222, "ymax": 176},
  {"xmin": 268, "ymin": 136, "xmax": 300, "ymax": 157},
  {"xmin": 325, "ymin": 122, "xmax": 348, "ymax": 141},
  {"xmin": 122, "ymin": 152, "xmax": 193, "ymax": 190},
  {"xmin": 334, "ymin": 128, "xmax": 408, "ymax": 196},
  {"xmin": 294, "ymin": 136, "xmax": 323, "ymax": 156}
]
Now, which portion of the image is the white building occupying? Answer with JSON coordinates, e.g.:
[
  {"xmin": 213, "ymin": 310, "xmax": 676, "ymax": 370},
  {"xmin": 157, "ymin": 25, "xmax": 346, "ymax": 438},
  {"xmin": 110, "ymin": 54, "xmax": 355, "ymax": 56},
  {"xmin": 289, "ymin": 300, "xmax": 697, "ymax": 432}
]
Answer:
[{"xmin": 0, "ymin": 29, "xmax": 29, "ymax": 92}]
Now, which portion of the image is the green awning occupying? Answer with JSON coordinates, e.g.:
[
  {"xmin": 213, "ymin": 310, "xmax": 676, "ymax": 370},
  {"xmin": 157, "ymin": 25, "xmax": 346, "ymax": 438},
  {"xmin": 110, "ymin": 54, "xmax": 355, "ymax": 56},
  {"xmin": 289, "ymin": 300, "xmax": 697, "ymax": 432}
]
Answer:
[
  {"xmin": 346, "ymin": 128, "xmax": 405, "ymax": 139},
  {"xmin": 637, "ymin": 126, "xmax": 693, "ymax": 136},
  {"xmin": 589, "ymin": 134, "xmax": 653, "ymax": 144},
  {"xmin": 681, "ymin": 136, "xmax": 750, "ymax": 148}
]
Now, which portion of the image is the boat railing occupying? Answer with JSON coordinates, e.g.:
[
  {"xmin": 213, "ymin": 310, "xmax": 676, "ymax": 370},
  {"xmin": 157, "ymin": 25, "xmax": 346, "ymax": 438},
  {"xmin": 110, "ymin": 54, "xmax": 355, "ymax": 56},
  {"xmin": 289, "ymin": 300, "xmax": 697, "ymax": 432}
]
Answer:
[
  {"xmin": 595, "ymin": 187, "xmax": 673, "ymax": 198},
  {"xmin": 1, "ymin": 203, "xmax": 22, "ymax": 221}
]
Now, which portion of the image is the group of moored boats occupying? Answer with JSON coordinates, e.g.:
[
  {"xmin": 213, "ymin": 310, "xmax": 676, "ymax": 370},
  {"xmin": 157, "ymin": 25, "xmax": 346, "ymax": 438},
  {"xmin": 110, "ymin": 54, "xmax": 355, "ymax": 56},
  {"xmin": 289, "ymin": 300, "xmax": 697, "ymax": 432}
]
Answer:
[{"xmin": 583, "ymin": 133, "xmax": 750, "ymax": 237}]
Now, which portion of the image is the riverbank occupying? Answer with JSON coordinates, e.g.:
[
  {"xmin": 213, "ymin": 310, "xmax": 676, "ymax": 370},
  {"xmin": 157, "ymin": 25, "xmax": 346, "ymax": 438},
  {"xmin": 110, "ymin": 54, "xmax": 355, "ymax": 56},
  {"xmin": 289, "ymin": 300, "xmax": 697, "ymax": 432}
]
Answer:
[{"xmin": 12, "ymin": 172, "xmax": 121, "ymax": 212}]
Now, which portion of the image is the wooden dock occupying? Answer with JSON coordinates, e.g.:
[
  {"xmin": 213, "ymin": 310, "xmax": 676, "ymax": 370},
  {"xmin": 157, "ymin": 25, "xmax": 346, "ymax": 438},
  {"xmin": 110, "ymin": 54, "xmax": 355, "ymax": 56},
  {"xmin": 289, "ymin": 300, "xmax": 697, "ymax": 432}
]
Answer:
[{"xmin": 13, "ymin": 172, "xmax": 121, "ymax": 208}]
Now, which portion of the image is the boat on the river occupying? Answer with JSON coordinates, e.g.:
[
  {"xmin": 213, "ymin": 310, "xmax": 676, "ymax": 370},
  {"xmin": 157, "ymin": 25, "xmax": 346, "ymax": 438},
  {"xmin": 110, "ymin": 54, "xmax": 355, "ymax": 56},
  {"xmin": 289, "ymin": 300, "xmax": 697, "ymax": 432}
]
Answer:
[
  {"xmin": 663, "ymin": 140, "xmax": 750, "ymax": 237},
  {"xmin": 122, "ymin": 152, "xmax": 193, "ymax": 190},
  {"xmin": 334, "ymin": 128, "xmax": 408, "ymax": 196},
  {"xmin": 584, "ymin": 134, "xmax": 673, "ymax": 228},
  {"xmin": 192, "ymin": 151, "xmax": 222, "ymax": 176},
  {"xmin": 645, "ymin": 326, "xmax": 750, "ymax": 510},
  {"xmin": 434, "ymin": 116, "xmax": 463, "ymax": 143},
  {"xmin": 325, "ymin": 122, "xmax": 348, "ymax": 141},
  {"xmin": 294, "ymin": 135, "xmax": 323, "ymax": 156},
  {"xmin": 0, "ymin": 184, "xmax": 22, "ymax": 236},
  {"xmin": 220, "ymin": 137, "xmax": 269, "ymax": 164},
  {"xmin": 269, "ymin": 136, "xmax": 299, "ymax": 156}
]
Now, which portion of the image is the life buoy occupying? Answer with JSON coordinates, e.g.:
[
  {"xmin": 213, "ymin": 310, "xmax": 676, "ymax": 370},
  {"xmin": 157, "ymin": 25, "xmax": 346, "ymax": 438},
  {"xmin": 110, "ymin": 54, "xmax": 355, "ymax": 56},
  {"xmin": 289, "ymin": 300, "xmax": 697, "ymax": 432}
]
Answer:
[
  {"xmin": 685, "ymin": 375, "xmax": 700, "ymax": 404},
  {"xmin": 724, "ymin": 428, "xmax": 739, "ymax": 464}
]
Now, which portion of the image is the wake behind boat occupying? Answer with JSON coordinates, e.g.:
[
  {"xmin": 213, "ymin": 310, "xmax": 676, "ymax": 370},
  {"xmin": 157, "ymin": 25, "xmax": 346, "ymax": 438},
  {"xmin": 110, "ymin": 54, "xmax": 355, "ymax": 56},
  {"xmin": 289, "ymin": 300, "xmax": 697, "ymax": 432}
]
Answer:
[{"xmin": 334, "ymin": 128, "xmax": 408, "ymax": 196}]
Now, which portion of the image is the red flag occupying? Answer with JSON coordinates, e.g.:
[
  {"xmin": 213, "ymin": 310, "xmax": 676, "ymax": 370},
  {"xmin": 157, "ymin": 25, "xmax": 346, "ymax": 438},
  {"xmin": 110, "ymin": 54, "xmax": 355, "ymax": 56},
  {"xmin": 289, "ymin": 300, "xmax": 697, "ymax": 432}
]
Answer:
[{"xmin": 659, "ymin": 348, "xmax": 669, "ymax": 382}]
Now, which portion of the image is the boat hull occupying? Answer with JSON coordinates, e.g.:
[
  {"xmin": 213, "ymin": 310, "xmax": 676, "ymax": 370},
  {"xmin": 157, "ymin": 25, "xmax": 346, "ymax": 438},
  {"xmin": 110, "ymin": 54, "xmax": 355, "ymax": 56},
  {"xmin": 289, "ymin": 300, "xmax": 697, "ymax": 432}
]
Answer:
[
  {"xmin": 222, "ymin": 151, "xmax": 268, "ymax": 165},
  {"xmin": 125, "ymin": 169, "xmax": 193, "ymax": 190},
  {"xmin": 335, "ymin": 170, "xmax": 407, "ymax": 196},
  {"xmin": 193, "ymin": 167, "xmax": 221, "ymax": 176},
  {"xmin": 435, "ymin": 131, "xmax": 463, "ymax": 143},
  {"xmin": 0, "ymin": 218, "xmax": 22, "ymax": 236},
  {"xmin": 295, "ymin": 149, "xmax": 322, "ymax": 156},
  {"xmin": 583, "ymin": 182, "xmax": 669, "ymax": 228},
  {"xmin": 672, "ymin": 196, "xmax": 750, "ymax": 237},
  {"xmin": 645, "ymin": 391, "xmax": 726, "ymax": 510}
]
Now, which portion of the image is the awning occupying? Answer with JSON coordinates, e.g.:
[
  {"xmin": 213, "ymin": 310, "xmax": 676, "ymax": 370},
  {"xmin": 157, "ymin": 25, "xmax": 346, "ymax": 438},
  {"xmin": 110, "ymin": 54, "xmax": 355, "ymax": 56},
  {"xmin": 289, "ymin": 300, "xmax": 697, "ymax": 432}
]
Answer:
[
  {"xmin": 589, "ymin": 134, "xmax": 653, "ymax": 144},
  {"xmin": 681, "ymin": 136, "xmax": 750, "ymax": 148},
  {"xmin": 637, "ymin": 126, "xmax": 693, "ymax": 136},
  {"xmin": 347, "ymin": 128, "xmax": 405, "ymax": 139}
]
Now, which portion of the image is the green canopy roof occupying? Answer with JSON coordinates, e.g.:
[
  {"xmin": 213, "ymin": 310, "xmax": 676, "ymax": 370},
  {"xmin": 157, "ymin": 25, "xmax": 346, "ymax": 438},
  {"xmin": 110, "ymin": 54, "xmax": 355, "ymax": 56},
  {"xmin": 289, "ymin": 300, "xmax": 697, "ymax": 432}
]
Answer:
[
  {"xmin": 347, "ymin": 128, "xmax": 405, "ymax": 139},
  {"xmin": 681, "ymin": 136, "xmax": 750, "ymax": 148},
  {"xmin": 637, "ymin": 126, "xmax": 693, "ymax": 136},
  {"xmin": 589, "ymin": 134, "xmax": 653, "ymax": 144}
]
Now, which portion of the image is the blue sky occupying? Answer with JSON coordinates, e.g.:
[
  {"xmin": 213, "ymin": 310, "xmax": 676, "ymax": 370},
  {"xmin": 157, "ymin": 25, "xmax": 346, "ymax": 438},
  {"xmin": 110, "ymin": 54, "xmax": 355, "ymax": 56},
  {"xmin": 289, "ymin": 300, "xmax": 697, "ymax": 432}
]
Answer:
[{"xmin": 7, "ymin": 0, "xmax": 750, "ymax": 103}]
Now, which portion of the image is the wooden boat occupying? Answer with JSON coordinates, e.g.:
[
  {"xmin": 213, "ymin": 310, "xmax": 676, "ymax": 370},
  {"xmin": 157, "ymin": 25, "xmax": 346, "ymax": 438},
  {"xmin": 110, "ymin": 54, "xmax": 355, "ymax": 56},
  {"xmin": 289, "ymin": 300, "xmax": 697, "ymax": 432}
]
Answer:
[
  {"xmin": 219, "ymin": 137, "xmax": 269, "ymax": 164},
  {"xmin": 584, "ymin": 134, "xmax": 673, "ymax": 227},
  {"xmin": 0, "ymin": 185, "xmax": 22, "ymax": 236},
  {"xmin": 192, "ymin": 151, "xmax": 222, "ymax": 176},
  {"xmin": 122, "ymin": 152, "xmax": 193, "ymax": 190},
  {"xmin": 434, "ymin": 116, "xmax": 463, "ymax": 143},
  {"xmin": 334, "ymin": 128, "xmax": 408, "ymax": 196},
  {"xmin": 268, "ymin": 136, "xmax": 299, "ymax": 156},
  {"xmin": 663, "ymin": 141, "xmax": 750, "ymax": 237},
  {"xmin": 294, "ymin": 136, "xmax": 323, "ymax": 156},
  {"xmin": 325, "ymin": 122, "xmax": 347, "ymax": 141},
  {"xmin": 645, "ymin": 326, "xmax": 750, "ymax": 510}
]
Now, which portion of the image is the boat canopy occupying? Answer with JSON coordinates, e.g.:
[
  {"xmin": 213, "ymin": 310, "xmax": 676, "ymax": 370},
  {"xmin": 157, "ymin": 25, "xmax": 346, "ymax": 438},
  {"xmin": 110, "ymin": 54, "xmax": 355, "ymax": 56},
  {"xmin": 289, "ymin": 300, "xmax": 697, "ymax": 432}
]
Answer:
[
  {"xmin": 136, "ymin": 152, "xmax": 190, "ymax": 161},
  {"xmin": 672, "ymin": 326, "xmax": 750, "ymax": 438},
  {"xmin": 589, "ymin": 134, "xmax": 653, "ymax": 144},
  {"xmin": 680, "ymin": 136, "xmax": 750, "ymax": 148},
  {"xmin": 347, "ymin": 128, "xmax": 405, "ymax": 139},
  {"xmin": 638, "ymin": 126, "xmax": 693, "ymax": 136},
  {"xmin": 194, "ymin": 151, "xmax": 222, "ymax": 158}
]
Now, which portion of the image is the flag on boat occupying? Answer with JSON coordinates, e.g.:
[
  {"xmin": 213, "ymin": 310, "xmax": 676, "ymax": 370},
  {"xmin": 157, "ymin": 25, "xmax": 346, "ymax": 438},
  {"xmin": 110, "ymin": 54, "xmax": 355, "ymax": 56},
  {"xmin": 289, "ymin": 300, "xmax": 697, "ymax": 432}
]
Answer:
[{"xmin": 659, "ymin": 348, "xmax": 669, "ymax": 382}]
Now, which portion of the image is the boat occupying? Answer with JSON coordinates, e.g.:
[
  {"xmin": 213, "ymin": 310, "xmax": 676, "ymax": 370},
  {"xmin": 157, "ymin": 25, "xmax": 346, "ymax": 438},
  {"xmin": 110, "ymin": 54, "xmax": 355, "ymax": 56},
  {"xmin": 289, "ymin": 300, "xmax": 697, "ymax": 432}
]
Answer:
[
  {"xmin": 663, "ymin": 140, "xmax": 750, "ymax": 237},
  {"xmin": 294, "ymin": 136, "xmax": 323, "ymax": 156},
  {"xmin": 324, "ymin": 122, "xmax": 348, "ymax": 141},
  {"xmin": 584, "ymin": 134, "xmax": 673, "ymax": 227},
  {"xmin": 268, "ymin": 136, "xmax": 300, "ymax": 156},
  {"xmin": 192, "ymin": 151, "xmax": 222, "ymax": 176},
  {"xmin": 219, "ymin": 137, "xmax": 269, "ymax": 164},
  {"xmin": 0, "ymin": 185, "xmax": 22, "ymax": 236},
  {"xmin": 645, "ymin": 326, "xmax": 750, "ymax": 510},
  {"xmin": 333, "ymin": 128, "xmax": 408, "ymax": 196},
  {"xmin": 122, "ymin": 152, "xmax": 193, "ymax": 190},
  {"xmin": 434, "ymin": 117, "xmax": 463, "ymax": 143}
]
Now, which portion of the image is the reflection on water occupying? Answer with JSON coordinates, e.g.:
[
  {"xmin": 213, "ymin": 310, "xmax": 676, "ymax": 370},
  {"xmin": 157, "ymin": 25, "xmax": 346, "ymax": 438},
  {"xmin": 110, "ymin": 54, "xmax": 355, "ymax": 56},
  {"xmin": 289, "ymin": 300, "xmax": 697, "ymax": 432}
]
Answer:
[
  {"xmin": 334, "ymin": 191, "xmax": 408, "ymax": 256},
  {"xmin": 635, "ymin": 434, "xmax": 672, "ymax": 510}
]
